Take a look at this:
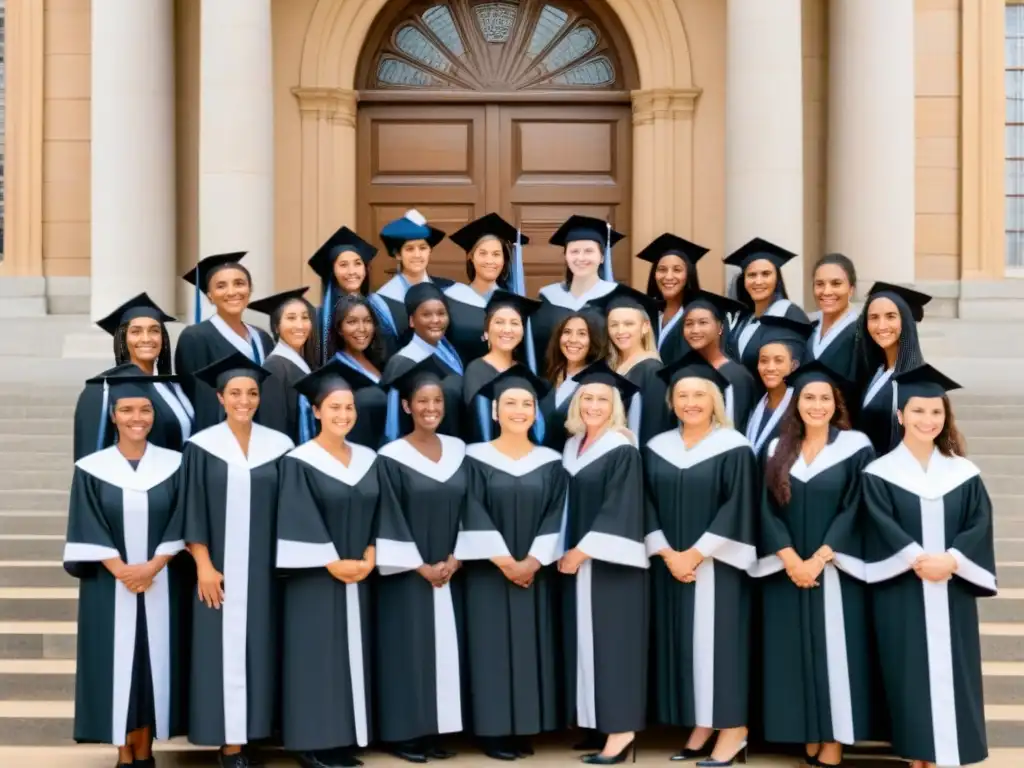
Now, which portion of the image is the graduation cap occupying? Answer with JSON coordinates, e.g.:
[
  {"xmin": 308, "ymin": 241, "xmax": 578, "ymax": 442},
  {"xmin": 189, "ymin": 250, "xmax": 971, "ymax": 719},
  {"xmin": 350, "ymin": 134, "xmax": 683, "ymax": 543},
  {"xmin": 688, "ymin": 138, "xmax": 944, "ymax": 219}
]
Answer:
[
  {"xmin": 307, "ymin": 226, "xmax": 378, "ymax": 284},
  {"xmin": 574, "ymin": 360, "xmax": 640, "ymax": 403},
  {"xmin": 756, "ymin": 316, "xmax": 815, "ymax": 348},
  {"xmin": 293, "ymin": 358, "xmax": 378, "ymax": 405},
  {"xmin": 449, "ymin": 213, "xmax": 529, "ymax": 253},
  {"xmin": 182, "ymin": 252, "xmax": 249, "ymax": 324},
  {"xmin": 486, "ymin": 289, "xmax": 541, "ymax": 319},
  {"xmin": 635, "ymin": 233, "xmax": 709, "ymax": 267},
  {"xmin": 549, "ymin": 215, "xmax": 624, "ymax": 282},
  {"xmin": 784, "ymin": 359, "xmax": 851, "ymax": 394},
  {"xmin": 248, "ymin": 287, "xmax": 310, "ymax": 316},
  {"xmin": 480, "ymin": 364, "xmax": 551, "ymax": 402},
  {"xmin": 866, "ymin": 282, "xmax": 932, "ymax": 323},
  {"xmin": 379, "ymin": 209, "xmax": 446, "ymax": 254},
  {"xmin": 656, "ymin": 349, "xmax": 729, "ymax": 393},
  {"xmin": 893, "ymin": 363, "xmax": 961, "ymax": 409},
  {"xmin": 94, "ymin": 293, "xmax": 176, "ymax": 337},
  {"xmin": 722, "ymin": 238, "xmax": 797, "ymax": 273},
  {"xmin": 194, "ymin": 351, "xmax": 271, "ymax": 391},
  {"xmin": 85, "ymin": 366, "xmax": 181, "ymax": 453},
  {"xmin": 682, "ymin": 290, "xmax": 745, "ymax": 323},
  {"xmin": 587, "ymin": 283, "xmax": 663, "ymax": 321},
  {"xmin": 404, "ymin": 282, "xmax": 449, "ymax": 316}
]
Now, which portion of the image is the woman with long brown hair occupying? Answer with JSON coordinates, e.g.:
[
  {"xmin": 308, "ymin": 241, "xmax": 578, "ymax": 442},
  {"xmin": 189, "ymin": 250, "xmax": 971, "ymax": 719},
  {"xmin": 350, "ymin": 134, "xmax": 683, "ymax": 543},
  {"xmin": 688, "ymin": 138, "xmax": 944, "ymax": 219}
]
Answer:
[
  {"xmin": 635, "ymin": 233, "xmax": 708, "ymax": 365},
  {"xmin": 861, "ymin": 364, "xmax": 996, "ymax": 768},
  {"xmin": 751, "ymin": 360, "xmax": 878, "ymax": 767}
]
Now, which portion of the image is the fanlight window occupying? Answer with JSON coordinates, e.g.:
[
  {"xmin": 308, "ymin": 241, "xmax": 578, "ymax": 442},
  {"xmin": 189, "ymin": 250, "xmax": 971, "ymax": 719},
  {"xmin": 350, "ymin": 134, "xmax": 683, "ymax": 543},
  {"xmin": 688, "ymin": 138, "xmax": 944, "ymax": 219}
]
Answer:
[{"xmin": 370, "ymin": 0, "xmax": 620, "ymax": 90}]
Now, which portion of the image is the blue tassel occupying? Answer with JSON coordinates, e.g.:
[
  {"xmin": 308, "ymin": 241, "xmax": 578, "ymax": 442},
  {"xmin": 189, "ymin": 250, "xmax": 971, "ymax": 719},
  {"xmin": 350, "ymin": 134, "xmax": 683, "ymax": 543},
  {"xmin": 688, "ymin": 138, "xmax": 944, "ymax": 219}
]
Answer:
[
  {"xmin": 298, "ymin": 394, "xmax": 315, "ymax": 443},
  {"xmin": 384, "ymin": 388, "xmax": 401, "ymax": 443},
  {"xmin": 320, "ymin": 282, "xmax": 334, "ymax": 366},
  {"xmin": 510, "ymin": 229, "xmax": 539, "ymax": 374},
  {"xmin": 531, "ymin": 407, "xmax": 546, "ymax": 445},
  {"xmin": 96, "ymin": 379, "xmax": 110, "ymax": 453},
  {"xmin": 474, "ymin": 395, "xmax": 493, "ymax": 442},
  {"xmin": 368, "ymin": 293, "xmax": 399, "ymax": 338},
  {"xmin": 601, "ymin": 221, "xmax": 614, "ymax": 282},
  {"xmin": 193, "ymin": 265, "xmax": 202, "ymax": 324}
]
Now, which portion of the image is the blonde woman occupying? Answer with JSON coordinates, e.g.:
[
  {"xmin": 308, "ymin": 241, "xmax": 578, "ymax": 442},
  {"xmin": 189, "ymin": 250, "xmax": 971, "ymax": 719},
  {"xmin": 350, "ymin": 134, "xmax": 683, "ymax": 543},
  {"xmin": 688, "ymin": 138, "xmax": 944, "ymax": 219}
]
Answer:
[
  {"xmin": 591, "ymin": 284, "xmax": 672, "ymax": 446},
  {"xmin": 559, "ymin": 361, "xmax": 649, "ymax": 765},
  {"xmin": 643, "ymin": 351, "xmax": 758, "ymax": 767}
]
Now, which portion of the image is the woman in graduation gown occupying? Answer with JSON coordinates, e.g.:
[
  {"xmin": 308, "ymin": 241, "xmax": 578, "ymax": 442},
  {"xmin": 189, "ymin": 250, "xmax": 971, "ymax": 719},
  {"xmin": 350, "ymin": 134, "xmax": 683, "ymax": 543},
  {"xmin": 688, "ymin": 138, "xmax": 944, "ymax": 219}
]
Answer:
[
  {"xmin": 326, "ymin": 293, "xmax": 389, "ymax": 449},
  {"xmin": 722, "ymin": 238, "xmax": 810, "ymax": 377},
  {"xmin": 751, "ymin": 361, "xmax": 878, "ymax": 767},
  {"xmin": 636, "ymin": 233, "xmax": 708, "ymax": 366},
  {"xmin": 642, "ymin": 352, "xmax": 758, "ymax": 767},
  {"xmin": 806, "ymin": 254, "xmax": 860, "ymax": 383},
  {"xmin": 249, "ymin": 288, "xmax": 320, "ymax": 445},
  {"xmin": 559, "ymin": 362, "xmax": 649, "ymax": 765},
  {"xmin": 680, "ymin": 291, "xmax": 758, "ymax": 433},
  {"xmin": 64, "ymin": 372, "xmax": 190, "ymax": 767},
  {"xmin": 853, "ymin": 282, "xmax": 930, "ymax": 454},
  {"xmin": 539, "ymin": 312, "xmax": 608, "ymax": 453},
  {"xmin": 75, "ymin": 293, "xmax": 195, "ymax": 459},
  {"xmin": 374, "ymin": 359, "xmax": 469, "ymax": 763},
  {"xmin": 531, "ymin": 215, "xmax": 623, "ymax": 357},
  {"xmin": 276, "ymin": 361, "xmax": 382, "ymax": 768},
  {"xmin": 861, "ymin": 364, "xmax": 996, "ymax": 768},
  {"xmin": 745, "ymin": 316, "xmax": 815, "ymax": 457},
  {"xmin": 453, "ymin": 365, "xmax": 568, "ymax": 759},
  {"xmin": 174, "ymin": 253, "xmax": 275, "ymax": 431},
  {"xmin": 379, "ymin": 282, "xmax": 465, "ymax": 441},
  {"xmin": 177, "ymin": 352, "xmax": 295, "ymax": 768}
]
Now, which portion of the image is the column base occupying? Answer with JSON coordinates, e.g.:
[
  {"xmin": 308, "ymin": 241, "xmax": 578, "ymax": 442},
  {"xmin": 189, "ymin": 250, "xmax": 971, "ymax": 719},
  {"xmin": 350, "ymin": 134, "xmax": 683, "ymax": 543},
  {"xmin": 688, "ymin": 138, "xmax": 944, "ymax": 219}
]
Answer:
[{"xmin": 0, "ymin": 278, "xmax": 46, "ymax": 316}]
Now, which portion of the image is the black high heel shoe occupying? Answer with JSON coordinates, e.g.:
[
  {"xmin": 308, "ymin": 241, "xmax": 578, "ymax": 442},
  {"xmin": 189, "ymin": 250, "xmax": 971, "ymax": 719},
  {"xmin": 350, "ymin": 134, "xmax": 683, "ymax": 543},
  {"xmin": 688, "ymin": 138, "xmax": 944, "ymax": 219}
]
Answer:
[
  {"xmin": 581, "ymin": 739, "xmax": 636, "ymax": 765},
  {"xmin": 670, "ymin": 731, "xmax": 713, "ymax": 761},
  {"xmin": 695, "ymin": 741, "xmax": 746, "ymax": 767},
  {"xmin": 513, "ymin": 736, "xmax": 535, "ymax": 757}
]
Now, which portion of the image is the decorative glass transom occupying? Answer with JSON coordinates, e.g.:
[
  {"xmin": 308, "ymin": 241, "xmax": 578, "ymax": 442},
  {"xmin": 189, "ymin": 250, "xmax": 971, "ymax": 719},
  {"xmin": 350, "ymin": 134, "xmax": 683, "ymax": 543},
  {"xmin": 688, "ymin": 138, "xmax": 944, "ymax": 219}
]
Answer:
[{"xmin": 370, "ymin": 0, "xmax": 620, "ymax": 91}]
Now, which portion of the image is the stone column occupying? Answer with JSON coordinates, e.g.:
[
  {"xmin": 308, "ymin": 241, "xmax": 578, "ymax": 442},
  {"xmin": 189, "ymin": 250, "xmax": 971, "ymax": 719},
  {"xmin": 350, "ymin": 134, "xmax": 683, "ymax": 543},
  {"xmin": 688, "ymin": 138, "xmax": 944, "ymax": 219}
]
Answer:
[
  {"xmin": 90, "ymin": 0, "xmax": 176, "ymax": 319},
  {"xmin": 826, "ymin": 0, "xmax": 915, "ymax": 287},
  {"xmin": 199, "ymin": 0, "xmax": 275, "ymax": 298},
  {"xmin": 724, "ymin": 0, "xmax": 804, "ymax": 295}
]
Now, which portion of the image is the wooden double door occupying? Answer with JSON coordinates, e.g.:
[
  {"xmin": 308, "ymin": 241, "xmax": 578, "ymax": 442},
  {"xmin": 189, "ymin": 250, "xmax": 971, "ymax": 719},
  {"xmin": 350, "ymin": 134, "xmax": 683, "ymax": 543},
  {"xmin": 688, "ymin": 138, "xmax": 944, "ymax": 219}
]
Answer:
[{"xmin": 357, "ymin": 102, "xmax": 632, "ymax": 294}]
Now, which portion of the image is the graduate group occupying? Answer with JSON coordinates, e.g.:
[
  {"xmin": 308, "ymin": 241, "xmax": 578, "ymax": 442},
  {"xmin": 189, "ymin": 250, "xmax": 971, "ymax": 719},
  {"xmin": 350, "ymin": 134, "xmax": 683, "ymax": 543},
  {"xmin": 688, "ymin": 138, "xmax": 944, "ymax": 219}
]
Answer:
[{"xmin": 65, "ymin": 209, "xmax": 997, "ymax": 768}]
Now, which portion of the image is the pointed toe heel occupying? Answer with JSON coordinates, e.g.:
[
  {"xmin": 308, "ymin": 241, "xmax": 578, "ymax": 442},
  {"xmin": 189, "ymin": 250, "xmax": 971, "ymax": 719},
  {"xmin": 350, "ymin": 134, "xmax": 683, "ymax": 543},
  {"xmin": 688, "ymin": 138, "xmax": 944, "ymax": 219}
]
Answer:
[
  {"xmin": 580, "ymin": 740, "xmax": 636, "ymax": 765},
  {"xmin": 695, "ymin": 741, "xmax": 747, "ymax": 767}
]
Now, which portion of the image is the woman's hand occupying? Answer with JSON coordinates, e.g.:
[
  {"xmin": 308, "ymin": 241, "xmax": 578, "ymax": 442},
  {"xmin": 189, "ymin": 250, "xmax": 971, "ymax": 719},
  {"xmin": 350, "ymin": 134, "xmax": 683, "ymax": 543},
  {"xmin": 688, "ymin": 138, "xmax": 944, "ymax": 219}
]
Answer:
[
  {"xmin": 327, "ymin": 559, "xmax": 369, "ymax": 584},
  {"xmin": 914, "ymin": 553, "xmax": 958, "ymax": 583},
  {"xmin": 803, "ymin": 555, "xmax": 826, "ymax": 583},
  {"xmin": 417, "ymin": 563, "xmax": 447, "ymax": 587},
  {"xmin": 118, "ymin": 562, "xmax": 156, "ymax": 594},
  {"xmin": 558, "ymin": 548, "xmax": 589, "ymax": 575},
  {"xmin": 196, "ymin": 564, "xmax": 225, "ymax": 609},
  {"xmin": 442, "ymin": 555, "xmax": 461, "ymax": 584}
]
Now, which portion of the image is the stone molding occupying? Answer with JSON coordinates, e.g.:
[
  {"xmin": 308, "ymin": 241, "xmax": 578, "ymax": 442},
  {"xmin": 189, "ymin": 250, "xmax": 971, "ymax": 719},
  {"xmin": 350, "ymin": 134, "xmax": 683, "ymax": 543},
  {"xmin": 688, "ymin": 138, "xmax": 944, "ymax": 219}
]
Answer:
[
  {"xmin": 292, "ymin": 86, "xmax": 359, "ymax": 127},
  {"xmin": 631, "ymin": 87, "xmax": 702, "ymax": 125}
]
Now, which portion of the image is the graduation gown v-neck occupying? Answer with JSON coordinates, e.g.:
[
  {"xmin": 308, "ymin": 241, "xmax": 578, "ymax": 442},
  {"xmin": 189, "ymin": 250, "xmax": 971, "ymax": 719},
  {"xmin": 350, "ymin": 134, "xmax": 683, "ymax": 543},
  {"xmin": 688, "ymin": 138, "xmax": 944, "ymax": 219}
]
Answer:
[
  {"xmin": 374, "ymin": 436, "xmax": 468, "ymax": 743},
  {"xmin": 807, "ymin": 309, "xmax": 859, "ymax": 383},
  {"xmin": 73, "ymin": 365, "xmax": 195, "ymax": 460},
  {"xmin": 750, "ymin": 429, "xmax": 880, "ymax": 746},
  {"xmin": 642, "ymin": 427, "xmax": 758, "ymax": 730},
  {"xmin": 530, "ymin": 280, "xmax": 617, "ymax": 363},
  {"xmin": 729, "ymin": 299, "xmax": 810, "ymax": 377},
  {"xmin": 857, "ymin": 366, "xmax": 898, "ymax": 454},
  {"xmin": 861, "ymin": 444, "xmax": 997, "ymax": 767},
  {"xmin": 746, "ymin": 388, "xmax": 794, "ymax": 457},
  {"xmin": 622, "ymin": 357, "xmax": 672, "ymax": 447},
  {"xmin": 178, "ymin": 421, "xmax": 294, "ymax": 746},
  {"xmin": 656, "ymin": 309, "xmax": 690, "ymax": 366},
  {"xmin": 174, "ymin": 315, "xmax": 273, "ymax": 431},
  {"xmin": 453, "ymin": 443, "xmax": 568, "ymax": 737},
  {"xmin": 259, "ymin": 342, "xmax": 312, "ymax": 445},
  {"xmin": 380, "ymin": 337, "xmax": 465, "ymax": 440},
  {"xmin": 64, "ymin": 445, "xmax": 189, "ymax": 745},
  {"xmin": 561, "ymin": 430, "xmax": 649, "ymax": 734},
  {"xmin": 538, "ymin": 375, "xmax": 579, "ymax": 454},
  {"xmin": 276, "ymin": 441, "xmax": 379, "ymax": 752}
]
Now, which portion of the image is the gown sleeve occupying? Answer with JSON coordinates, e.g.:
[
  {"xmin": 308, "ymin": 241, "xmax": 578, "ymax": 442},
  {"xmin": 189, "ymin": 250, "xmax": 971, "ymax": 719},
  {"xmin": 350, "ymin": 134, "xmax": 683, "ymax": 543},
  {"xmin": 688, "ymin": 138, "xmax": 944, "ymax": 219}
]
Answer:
[
  {"xmin": 63, "ymin": 468, "xmax": 121, "ymax": 578},
  {"xmin": 276, "ymin": 457, "xmax": 341, "ymax": 569},
  {"xmin": 691, "ymin": 445, "xmax": 758, "ymax": 570},
  {"xmin": 154, "ymin": 470, "xmax": 187, "ymax": 558},
  {"xmin": 784, "ymin": 302, "xmax": 811, "ymax": 323},
  {"xmin": 575, "ymin": 446, "xmax": 649, "ymax": 569},
  {"xmin": 374, "ymin": 456, "xmax": 426, "ymax": 575},
  {"xmin": 753, "ymin": 442, "xmax": 795, "ymax": 570},
  {"xmin": 528, "ymin": 462, "xmax": 568, "ymax": 565},
  {"xmin": 178, "ymin": 442, "xmax": 212, "ymax": 549},
  {"xmin": 823, "ymin": 442, "xmax": 875, "ymax": 580},
  {"xmin": 862, "ymin": 472, "xmax": 925, "ymax": 583},
  {"xmin": 453, "ymin": 460, "xmax": 511, "ymax": 561},
  {"xmin": 641, "ymin": 451, "xmax": 672, "ymax": 558},
  {"xmin": 72, "ymin": 383, "xmax": 109, "ymax": 461},
  {"xmin": 257, "ymin": 359, "xmax": 293, "ymax": 438},
  {"xmin": 947, "ymin": 475, "xmax": 998, "ymax": 596}
]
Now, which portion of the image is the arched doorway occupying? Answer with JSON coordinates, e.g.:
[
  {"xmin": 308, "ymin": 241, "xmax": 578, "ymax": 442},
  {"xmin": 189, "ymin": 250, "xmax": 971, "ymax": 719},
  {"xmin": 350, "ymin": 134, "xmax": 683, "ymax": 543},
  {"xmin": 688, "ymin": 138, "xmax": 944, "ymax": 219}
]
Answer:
[{"xmin": 354, "ymin": 0, "xmax": 639, "ymax": 292}]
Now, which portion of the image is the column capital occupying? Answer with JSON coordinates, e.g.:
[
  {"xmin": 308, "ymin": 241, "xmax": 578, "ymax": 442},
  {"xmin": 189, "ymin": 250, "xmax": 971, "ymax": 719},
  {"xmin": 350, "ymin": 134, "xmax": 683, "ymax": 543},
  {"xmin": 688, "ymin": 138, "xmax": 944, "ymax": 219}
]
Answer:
[
  {"xmin": 630, "ymin": 87, "xmax": 702, "ymax": 126},
  {"xmin": 292, "ymin": 87, "xmax": 359, "ymax": 127}
]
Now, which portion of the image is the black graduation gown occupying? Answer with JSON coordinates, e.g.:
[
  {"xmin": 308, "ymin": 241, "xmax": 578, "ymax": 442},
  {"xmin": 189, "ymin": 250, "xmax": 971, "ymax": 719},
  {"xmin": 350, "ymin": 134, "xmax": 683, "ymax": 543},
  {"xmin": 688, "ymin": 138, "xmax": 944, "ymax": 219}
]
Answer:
[
  {"xmin": 538, "ymin": 376, "xmax": 579, "ymax": 454},
  {"xmin": 857, "ymin": 366, "xmax": 898, "ymax": 454},
  {"xmin": 642, "ymin": 428, "xmax": 758, "ymax": 730},
  {"xmin": 177, "ymin": 422, "xmax": 295, "ymax": 746},
  {"xmin": 453, "ymin": 443, "xmax": 568, "ymax": 737},
  {"xmin": 374, "ymin": 436, "xmax": 468, "ymax": 743},
  {"xmin": 275, "ymin": 441, "xmax": 379, "ymax": 752},
  {"xmin": 173, "ymin": 315, "xmax": 273, "ymax": 431},
  {"xmin": 807, "ymin": 310, "xmax": 859, "ymax": 383},
  {"xmin": 719, "ymin": 359, "xmax": 758, "ymax": 435},
  {"xmin": 745, "ymin": 388, "xmax": 794, "ymax": 458},
  {"xmin": 369, "ymin": 275, "xmax": 455, "ymax": 352},
  {"xmin": 729, "ymin": 299, "xmax": 810, "ymax": 377},
  {"xmin": 461, "ymin": 358, "xmax": 504, "ymax": 444},
  {"xmin": 64, "ymin": 445, "xmax": 189, "ymax": 745},
  {"xmin": 443, "ymin": 283, "xmax": 491, "ymax": 366},
  {"xmin": 530, "ymin": 281, "xmax": 617, "ymax": 364},
  {"xmin": 861, "ymin": 444, "xmax": 996, "ymax": 767},
  {"xmin": 380, "ymin": 339, "xmax": 464, "ymax": 440},
  {"xmin": 656, "ymin": 309, "xmax": 690, "ymax": 366},
  {"xmin": 73, "ymin": 365, "xmax": 195, "ymax": 460},
  {"xmin": 561, "ymin": 430, "xmax": 649, "ymax": 734},
  {"xmin": 623, "ymin": 357, "xmax": 672, "ymax": 447},
  {"xmin": 750, "ymin": 429, "xmax": 879, "ymax": 745},
  {"xmin": 327, "ymin": 353, "xmax": 387, "ymax": 450},
  {"xmin": 259, "ymin": 343, "xmax": 312, "ymax": 445}
]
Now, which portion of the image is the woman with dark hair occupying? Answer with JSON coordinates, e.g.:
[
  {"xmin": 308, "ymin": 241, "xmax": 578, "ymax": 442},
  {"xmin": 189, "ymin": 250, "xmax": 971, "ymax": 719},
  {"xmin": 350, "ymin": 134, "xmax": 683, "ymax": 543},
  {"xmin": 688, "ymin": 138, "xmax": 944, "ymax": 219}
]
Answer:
[
  {"xmin": 636, "ymin": 233, "xmax": 708, "ymax": 365},
  {"xmin": 249, "ymin": 288, "xmax": 320, "ymax": 445},
  {"xmin": 680, "ymin": 291, "xmax": 758, "ymax": 433},
  {"xmin": 853, "ymin": 282, "xmax": 930, "ymax": 454},
  {"xmin": 722, "ymin": 238, "xmax": 810, "ymax": 377},
  {"xmin": 861, "ymin": 364, "xmax": 995, "ymax": 768},
  {"xmin": 539, "ymin": 311, "xmax": 607, "ymax": 452},
  {"xmin": 807, "ymin": 254, "xmax": 859, "ymax": 382},
  {"xmin": 175, "ymin": 253, "xmax": 274, "ymax": 431},
  {"xmin": 751, "ymin": 360, "xmax": 877, "ymax": 768},
  {"xmin": 328, "ymin": 293, "xmax": 389, "ymax": 449},
  {"xmin": 75, "ymin": 293, "xmax": 195, "ymax": 459}
]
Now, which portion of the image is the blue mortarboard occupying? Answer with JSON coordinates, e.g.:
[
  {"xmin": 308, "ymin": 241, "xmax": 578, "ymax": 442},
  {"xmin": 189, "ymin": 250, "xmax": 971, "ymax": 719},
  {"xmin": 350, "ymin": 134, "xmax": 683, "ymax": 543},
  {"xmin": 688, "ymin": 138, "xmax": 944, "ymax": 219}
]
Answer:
[{"xmin": 380, "ymin": 209, "xmax": 446, "ymax": 254}]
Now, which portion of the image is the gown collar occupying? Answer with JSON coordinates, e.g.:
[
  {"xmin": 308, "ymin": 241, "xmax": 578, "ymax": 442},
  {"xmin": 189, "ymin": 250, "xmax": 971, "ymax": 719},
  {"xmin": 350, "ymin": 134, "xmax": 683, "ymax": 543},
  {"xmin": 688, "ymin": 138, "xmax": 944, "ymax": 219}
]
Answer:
[
  {"xmin": 746, "ymin": 387, "xmax": 793, "ymax": 453},
  {"xmin": 809, "ymin": 307, "xmax": 858, "ymax": 357},
  {"xmin": 539, "ymin": 279, "xmax": 617, "ymax": 310},
  {"xmin": 378, "ymin": 434, "xmax": 466, "ymax": 482},
  {"xmin": 209, "ymin": 313, "xmax": 267, "ymax": 362},
  {"xmin": 268, "ymin": 340, "xmax": 311, "ymax": 374},
  {"xmin": 76, "ymin": 444, "xmax": 182, "ymax": 492},
  {"xmin": 188, "ymin": 421, "xmax": 295, "ymax": 470},
  {"xmin": 864, "ymin": 442, "xmax": 980, "ymax": 500}
]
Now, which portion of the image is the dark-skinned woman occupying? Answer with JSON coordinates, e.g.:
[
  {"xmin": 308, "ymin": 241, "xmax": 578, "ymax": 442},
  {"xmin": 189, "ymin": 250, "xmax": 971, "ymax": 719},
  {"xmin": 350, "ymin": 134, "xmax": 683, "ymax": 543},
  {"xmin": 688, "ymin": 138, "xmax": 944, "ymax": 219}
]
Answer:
[
  {"xmin": 76, "ymin": 293, "xmax": 195, "ymax": 459},
  {"xmin": 635, "ymin": 233, "xmax": 708, "ymax": 365},
  {"xmin": 374, "ymin": 357, "xmax": 468, "ymax": 763},
  {"xmin": 65, "ymin": 371, "xmax": 189, "ymax": 768},
  {"xmin": 175, "ymin": 253, "xmax": 274, "ymax": 431},
  {"xmin": 455, "ymin": 365, "xmax": 568, "ymax": 760},
  {"xmin": 177, "ymin": 352, "xmax": 294, "ymax": 768},
  {"xmin": 807, "ymin": 254, "xmax": 860, "ymax": 383},
  {"xmin": 276, "ymin": 361, "xmax": 381, "ymax": 768}
]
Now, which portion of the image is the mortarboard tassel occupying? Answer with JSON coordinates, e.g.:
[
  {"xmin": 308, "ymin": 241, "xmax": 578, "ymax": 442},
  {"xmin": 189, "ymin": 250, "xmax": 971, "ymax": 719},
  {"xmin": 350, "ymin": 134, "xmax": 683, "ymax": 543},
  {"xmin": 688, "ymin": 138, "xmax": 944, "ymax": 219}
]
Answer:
[
  {"xmin": 96, "ymin": 379, "xmax": 110, "ymax": 453},
  {"xmin": 531, "ymin": 408, "xmax": 546, "ymax": 445},
  {"xmin": 193, "ymin": 265, "xmax": 202, "ymax": 325},
  {"xmin": 511, "ymin": 228, "xmax": 539, "ymax": 375},
  {"xmin": 384, "ymin": 388, "xmax": 401, "ymax": 444},
  {"xmin": 601, "ymin": 221, "xmax": 614, "ymax": 283},
  {"xmin": 320, "ymin": 282, "xmax": 334, "ymax": 366},
  {"xmin": 474, "ymin": 395, "xmax": 493, "ymax": 442},
  {"xmin": 298, "ymin": 394, "xmax": 315, "ymax": 444}
]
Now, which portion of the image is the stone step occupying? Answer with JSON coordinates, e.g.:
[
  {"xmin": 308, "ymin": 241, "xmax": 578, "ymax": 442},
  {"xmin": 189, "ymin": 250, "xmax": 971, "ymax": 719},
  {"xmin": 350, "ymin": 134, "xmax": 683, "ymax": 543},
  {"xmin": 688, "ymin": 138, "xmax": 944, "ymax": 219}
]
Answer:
[
  {"xmin": 958, "ymin": 420, "xmax": 1024, "ymax": 438},
  {"xmin": 0, "ymin": 420, "xmax": 72, "ymax": 437},
  {"xmin": 0, "ymin": 564, "xmax": 72, "ymax": 589},
  {"xmin": 992, "ymin": 496, "xmax": 1024, "ymax": 516},
  {"xmin": 980, "ymin": 590, "xmax": 1024, "ymax": 622},
  {"xmin": 0, "ymin": 623, "xmax": 76, "ymax": 660},
  {"xmin": 969, "ymin": 437, "xmax": 1024, "ymax": 456},
  {"xmin": 0, "ymin": 435, "xmax": 72, "ymax": 454},
  {"xmin": 0, "ymin": 540, "xmax": 64, "ymax": 562},
  {"xmin": 0, "ymin": 454, "xmax": 71, "ymax": 471},
  {"xmin": 983, "ymin": 476, "xmax": 1024, "ymax": 495},
  {"xmin": 955, "ymin": 403, "xmax": 1024, "ymax": 420},
  {"xmin": 996, "ymin": 562, "xmax": 1024, "ymax": 587},
  {"xmin": 0, "ymin": 491, "xmax": 68, "ymax": 513},
  {"xmin": 976, "ymin": 455, "xmax": 1024, "ymax": 475},
  {"xmin": 0, "ymin": 589, "xmax": 77, "ymax": 623},
  {"xmin": 0, "ymin": 471, "xmax": 73, "ymax": 492},
  {"xmin": 0, "ymin": 516, "xmax": 67, "ymax": 537},
  {"xmin": 0, "ymin": 406, "xmax": 75, "ymax": 420}
]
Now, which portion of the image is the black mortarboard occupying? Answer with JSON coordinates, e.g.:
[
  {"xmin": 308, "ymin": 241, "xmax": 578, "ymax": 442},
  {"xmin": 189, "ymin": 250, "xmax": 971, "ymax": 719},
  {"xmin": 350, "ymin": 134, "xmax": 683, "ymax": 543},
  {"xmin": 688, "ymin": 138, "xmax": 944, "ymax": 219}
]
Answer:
[
  {"xmin": 307, "ymin": 226, "xmax": 378, "ymax": 283},
  {"xmin": 756, "ymin": 316, "xmax": 815, "ymax": 349},
  {"xmin": 181, "ymin": 252, "xmax": 248, "ymax": 291},
  {"xmin": 248, "ymin": 287, "xmax": 310, "ymax": 316},
  {"xmin": 635, "ymin": 233, "xmax": 709, "ymax": 266},
  {"xmin": 479, "ymin": 364, "xmax": 551, "ymax": 402},
  {"xmin": 293, "ymin": 358, "xmax": 377, "ymax": 404},
  {"xmin": 94, "ymin": 293, "xmax": 176, "ymax": 337},
  {"xmin": 722, "ymin": 238, "xmax": 797, "ymax": 273},
  {"xmin": 486, "ymin": 289, "xmax": 541, "ymax": 319},
  {"xmin": 866, "ymin": 282, "xmax": 932, "ymax": 323},
  {"xmin": 404, "ymin": 282, "xmax": 448, "ymax": 316},
  {"xmin": 194, "ymin": 352, "xmax": 271, "ymax": 390},
  {"xmin": 587, "ymin": 283, "xmax": 663, "ymax": 321},
  {"xmin": 574, "ymin": 360, "xmax": 641, "ymax": 402},
  {"xmin": 382, "ymin": 355, "xmax": 449, "ymax": 400},
  {"xmin": 682, "ymin": 290, "xmax": 745, "ymax": 322},
  {"xmin": 784, "ymin": 359, "xmax": 850, "ymax": 394},
  {"xmin": 449, "ymin": 213, "xmax": 528, "ymax": 253},
  {"xmin": 893, "ymin": 364, "xmax": 961, "ymax": 409},
  {"xmin": 86, "ymin": 367, "xmax": 181, "ymax": 403},
  {"xmin": 656, "ymin": 349, "xmax": 729, "ymax": 393},
  {"xmin": 380, "ymin": 209, "xmax": 446, "ymax": 253},
  {"xmin": 548, "ymin": 215, "xmax": 625, "ymax": 250}
]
